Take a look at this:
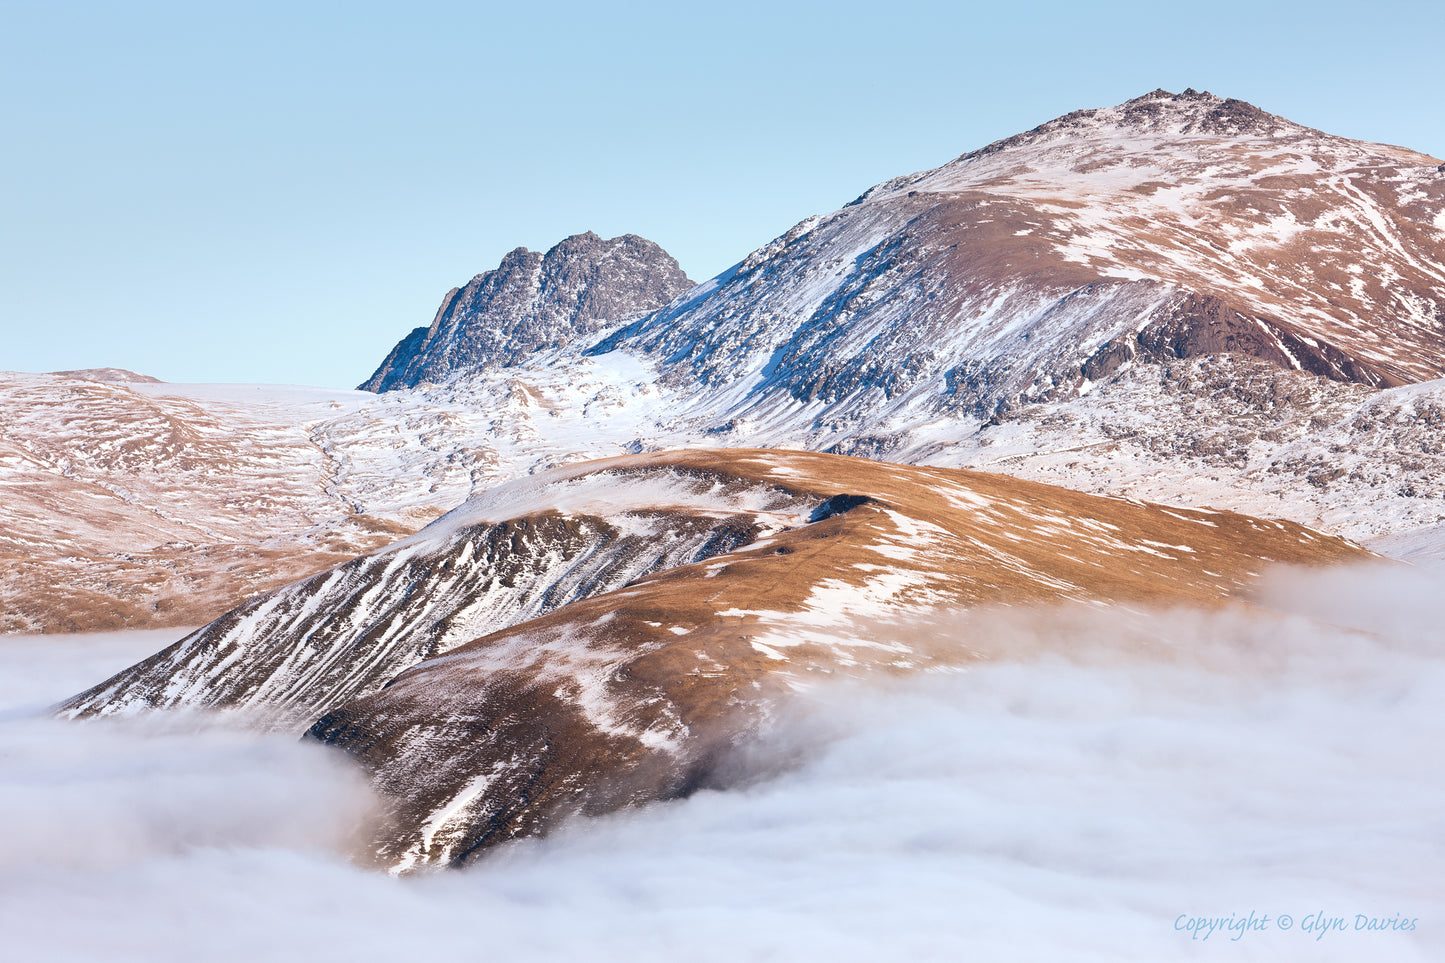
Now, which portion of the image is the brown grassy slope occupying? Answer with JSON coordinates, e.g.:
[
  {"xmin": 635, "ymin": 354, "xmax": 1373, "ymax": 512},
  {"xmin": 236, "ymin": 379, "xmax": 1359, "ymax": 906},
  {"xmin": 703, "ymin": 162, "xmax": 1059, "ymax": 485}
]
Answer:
[
  {"xmin": 305, "ymin": 448, "xmax": 1370, "ymax": 869},
  {"xmin": 0, "ymin": 373, "xmax": 426, "ymax": 633}
]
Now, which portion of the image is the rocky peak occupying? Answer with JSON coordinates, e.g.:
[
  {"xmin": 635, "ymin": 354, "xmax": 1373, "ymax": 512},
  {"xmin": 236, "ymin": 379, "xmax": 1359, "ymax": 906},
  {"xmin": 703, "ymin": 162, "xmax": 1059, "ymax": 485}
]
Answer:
[
  {"xmin": 1106, "ymin": 87, "xmax": 1289, "ymax": 136},
  {"xmin": 848, "ymin": 89, "xmax": 1320, "ymax": 209},
  {"xmin": 962, "ymin": 88, "xmax": 1304, "ymax": 163},
  {"xmin": 361, "ymin": 233, "xmax": 693, "ymax": 392}
]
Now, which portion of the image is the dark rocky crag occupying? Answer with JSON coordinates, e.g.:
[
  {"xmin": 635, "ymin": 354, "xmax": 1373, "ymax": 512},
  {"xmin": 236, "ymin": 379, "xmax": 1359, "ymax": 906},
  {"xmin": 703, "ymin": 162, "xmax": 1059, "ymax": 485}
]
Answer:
[{"xmin": 361, "ymin": 233, "xmax": 693, "ymax": 391}]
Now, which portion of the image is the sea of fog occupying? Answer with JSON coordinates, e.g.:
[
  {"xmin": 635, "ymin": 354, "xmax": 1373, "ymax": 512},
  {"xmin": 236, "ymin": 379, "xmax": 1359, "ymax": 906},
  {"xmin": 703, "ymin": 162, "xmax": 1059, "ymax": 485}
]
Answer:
[{"xmin": 1, "ymin": 566, "xmax": 1440, "ymax": 961}]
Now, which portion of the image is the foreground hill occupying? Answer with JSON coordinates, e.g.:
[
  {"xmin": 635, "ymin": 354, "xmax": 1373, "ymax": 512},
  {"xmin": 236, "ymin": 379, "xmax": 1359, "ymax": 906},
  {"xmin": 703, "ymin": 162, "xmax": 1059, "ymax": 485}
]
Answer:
[{"xmin": 62, "ymin": 449, "xmax": 1371, "ymax": 870}]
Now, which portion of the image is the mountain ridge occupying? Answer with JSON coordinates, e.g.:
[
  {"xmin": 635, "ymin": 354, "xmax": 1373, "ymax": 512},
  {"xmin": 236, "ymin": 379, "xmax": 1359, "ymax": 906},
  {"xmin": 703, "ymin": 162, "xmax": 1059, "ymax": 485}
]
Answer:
[
  {"xmin": 601, "ymin": 88, "xmax": 1444, "ymax": 418},
  {"xmin": 58, "ymin": 448, "xmax": 1374, "ymax": 870},
  {"xmin": 355, "ymin": 89, "xmax": 1445, "ymax": 446}
]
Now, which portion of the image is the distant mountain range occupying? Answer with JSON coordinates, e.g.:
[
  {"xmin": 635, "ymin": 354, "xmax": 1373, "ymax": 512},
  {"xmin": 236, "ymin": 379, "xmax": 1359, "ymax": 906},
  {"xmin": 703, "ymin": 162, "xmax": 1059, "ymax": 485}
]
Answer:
[
  {"xmin": 8, "ymin": 88, "xmax": 1445, "ymax": 870},
  {"xmin": 46, "ymin": 368, "xmax": 162, "ymax": 383},
  {"xmin": 363, "ymin": 88, "xmax": 1445, "ymax": 423}
]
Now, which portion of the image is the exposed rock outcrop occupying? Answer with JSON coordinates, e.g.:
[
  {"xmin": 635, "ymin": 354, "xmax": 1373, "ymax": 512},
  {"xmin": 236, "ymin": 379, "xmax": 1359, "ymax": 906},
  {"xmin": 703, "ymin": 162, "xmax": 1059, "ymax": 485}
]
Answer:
[{"xmin": 360, "ymin": 233, "xmax": 693, "ymax": 391}]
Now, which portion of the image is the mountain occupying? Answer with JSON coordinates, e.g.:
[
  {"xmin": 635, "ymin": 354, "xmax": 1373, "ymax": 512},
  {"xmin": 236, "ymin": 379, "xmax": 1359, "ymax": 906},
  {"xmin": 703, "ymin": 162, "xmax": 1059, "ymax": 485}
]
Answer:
[
  {"xmin": 588, "ymin": 89, "xmax": 1443, "ymax": 435},
  {"xmin": 62, "ymin": 448, "xmax": 1372, "ymax": 870},
  {"xmin": 338, "ymin": 89, "xmax": 1445, "ymax": 544},
  {"xmin": 360, "ymin": 232, "xmax": 693, "ymax": 391},
  {"xmin": 356, "ymin": 90, "xmax": 1445, "ymax": 427}
]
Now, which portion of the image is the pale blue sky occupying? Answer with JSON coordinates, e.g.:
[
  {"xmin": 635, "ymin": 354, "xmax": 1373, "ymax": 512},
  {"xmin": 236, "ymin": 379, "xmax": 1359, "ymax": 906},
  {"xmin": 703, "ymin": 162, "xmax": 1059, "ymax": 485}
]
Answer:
[{"xmin": 3, "ymin": 0, "xmax": 1442, "ymax": 387}]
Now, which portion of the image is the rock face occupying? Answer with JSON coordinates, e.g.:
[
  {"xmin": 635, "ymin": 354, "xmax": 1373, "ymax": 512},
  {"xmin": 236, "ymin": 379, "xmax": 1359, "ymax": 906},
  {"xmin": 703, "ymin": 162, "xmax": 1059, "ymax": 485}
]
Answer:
[
  {"xmin": 61, "ymin": 449, "xmax": 1373, "ymax": 870},
  {"xmin": 360, "ymin": 233, "xmax": 693, "ymax": 391}
]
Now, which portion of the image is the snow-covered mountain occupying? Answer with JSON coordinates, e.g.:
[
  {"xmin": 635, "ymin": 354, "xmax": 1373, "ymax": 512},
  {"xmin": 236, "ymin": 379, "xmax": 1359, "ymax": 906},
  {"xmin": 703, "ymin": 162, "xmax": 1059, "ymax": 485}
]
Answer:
[
  {"xmin": 61, "ymin": 448, "xmax": 1370, "ymax": 870},
  {"xmin": 340, "ymin": 87, "xmax": 1443, "ymax": 546},
  {"xmin": 589, "ymin": 89, "xmax": 1443, "ymax": 432},
  {"xmin": 357, "ymin": 148, "xmax": 1442, "ymax": 540},
  {"xmin": 360, "ymin": 232, "xmax": 692, "ymax": 392},
  {"xmin": 363, "ymin": 90, "xmax": 1444, "ymax": 420}
]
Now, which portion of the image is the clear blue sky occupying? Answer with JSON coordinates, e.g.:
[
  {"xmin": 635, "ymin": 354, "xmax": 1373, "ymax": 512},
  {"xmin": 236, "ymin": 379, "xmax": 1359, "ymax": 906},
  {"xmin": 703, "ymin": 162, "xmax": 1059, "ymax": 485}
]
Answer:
[{"xmin": 3, "ymin": 0, "xmax": 1442, "ymax": 387}]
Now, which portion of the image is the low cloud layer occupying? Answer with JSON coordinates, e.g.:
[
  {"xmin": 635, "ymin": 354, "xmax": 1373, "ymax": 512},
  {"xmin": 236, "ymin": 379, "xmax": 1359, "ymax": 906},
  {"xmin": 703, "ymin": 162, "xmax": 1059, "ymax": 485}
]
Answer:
[{"xmin": 2, "ymin": 566, "xmax": 1441, "ymax": 961}]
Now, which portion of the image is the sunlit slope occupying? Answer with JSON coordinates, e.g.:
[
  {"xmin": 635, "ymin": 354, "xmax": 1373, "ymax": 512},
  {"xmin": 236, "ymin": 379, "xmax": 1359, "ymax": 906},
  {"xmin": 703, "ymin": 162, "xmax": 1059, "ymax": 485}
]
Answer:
[{"xmin": 62, "ymin": 448, "xmax": 1371, "ymax": 869}]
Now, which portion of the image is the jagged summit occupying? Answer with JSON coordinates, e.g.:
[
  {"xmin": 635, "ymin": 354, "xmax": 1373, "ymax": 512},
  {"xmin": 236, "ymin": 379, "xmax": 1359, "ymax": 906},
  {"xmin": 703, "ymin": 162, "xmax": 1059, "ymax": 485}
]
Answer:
[{"xmin": 360, "ymin": 232, "xmax": 692, "ymax": 392}]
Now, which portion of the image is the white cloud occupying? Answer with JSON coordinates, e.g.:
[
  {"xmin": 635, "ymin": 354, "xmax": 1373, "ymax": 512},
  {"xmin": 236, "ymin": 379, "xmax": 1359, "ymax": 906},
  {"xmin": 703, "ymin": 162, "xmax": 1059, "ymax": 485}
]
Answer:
[{"xmin": 1, "ymin": 567, "xmax": 1440, "ymax": 961}]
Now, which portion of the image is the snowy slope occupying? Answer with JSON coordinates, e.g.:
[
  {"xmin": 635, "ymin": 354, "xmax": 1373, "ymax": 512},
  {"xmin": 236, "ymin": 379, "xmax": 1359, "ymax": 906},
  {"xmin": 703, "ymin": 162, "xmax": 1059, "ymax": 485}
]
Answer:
[
  {"xmin": 0, "ymin": 373, "xmax": 537, "ymax": 633},
  {"xmin": 336, "ymin": 347, "xmax": 1445, "ymax": 550},
  {"xmin": 63, "ymin": 462, "xmax": 815, "ymax": 727},
  {"xmin": 0, "ymin": 374, "xmax": 386, "ymax": 633},
  {"xmin": 9, "ymin": 349, "xmax": 1443, "ymax": 636}
]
